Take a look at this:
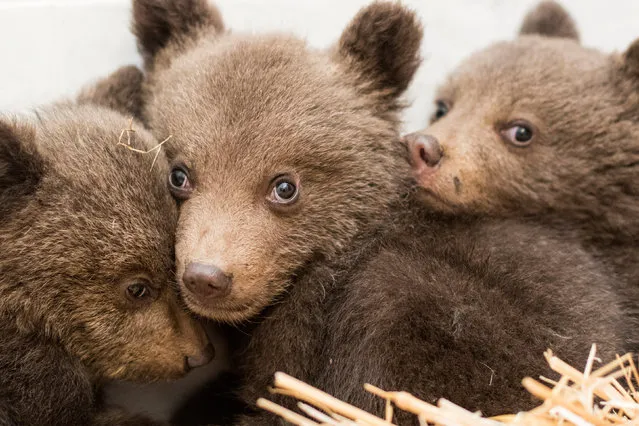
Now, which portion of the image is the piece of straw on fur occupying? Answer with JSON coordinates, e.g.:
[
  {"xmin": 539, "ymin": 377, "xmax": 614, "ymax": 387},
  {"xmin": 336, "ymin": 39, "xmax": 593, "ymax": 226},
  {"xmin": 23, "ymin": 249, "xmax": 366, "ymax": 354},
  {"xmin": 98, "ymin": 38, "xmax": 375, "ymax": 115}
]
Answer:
[
  {"xmin": 117, "ymin": 117, "xmax": 172, "ymax": 171},
  {"xmin": 259, "ymin": 344, "xmax": 639, "ymax": 425}
]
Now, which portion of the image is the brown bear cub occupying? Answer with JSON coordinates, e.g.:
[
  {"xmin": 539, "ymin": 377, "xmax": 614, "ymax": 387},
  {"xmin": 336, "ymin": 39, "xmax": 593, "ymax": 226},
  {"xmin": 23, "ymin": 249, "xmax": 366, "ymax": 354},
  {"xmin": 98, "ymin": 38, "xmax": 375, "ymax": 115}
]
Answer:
[
  {"xmin": 0, "ymin": 71, "xmax": 214, "ymax": 425},
  {"xmin": 132, "ymin": 0, "xmax": 633, "ymax": 423},
  {"xmin": 403, "ymin": 1, "xmax": 639, "ymax": 285}
]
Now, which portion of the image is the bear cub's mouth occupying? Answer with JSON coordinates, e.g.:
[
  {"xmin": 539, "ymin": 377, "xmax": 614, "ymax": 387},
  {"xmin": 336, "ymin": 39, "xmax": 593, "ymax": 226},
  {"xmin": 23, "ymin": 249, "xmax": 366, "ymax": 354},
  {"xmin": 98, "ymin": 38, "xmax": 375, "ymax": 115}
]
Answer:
[
  {"xmin": 181, "ymin": 289, "xmax": 257, "ymax": 321},
  {"xmin": 415, "ymin": 185, "xmax": 460, "ymax": 212}
]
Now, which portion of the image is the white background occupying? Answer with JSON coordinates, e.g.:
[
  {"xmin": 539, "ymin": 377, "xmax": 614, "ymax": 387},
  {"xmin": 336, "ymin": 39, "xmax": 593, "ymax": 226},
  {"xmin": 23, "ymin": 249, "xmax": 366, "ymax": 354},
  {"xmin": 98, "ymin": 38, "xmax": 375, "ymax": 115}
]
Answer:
[{"xmin": 1, "ymin": 0, "xmax": 638, "ymax": 133}]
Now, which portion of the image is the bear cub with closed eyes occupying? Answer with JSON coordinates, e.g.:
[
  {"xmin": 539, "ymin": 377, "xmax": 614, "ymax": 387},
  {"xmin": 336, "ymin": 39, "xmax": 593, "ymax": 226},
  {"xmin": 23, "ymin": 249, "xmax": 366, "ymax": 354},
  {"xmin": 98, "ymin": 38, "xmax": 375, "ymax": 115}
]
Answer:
[
  {"xmin": 131, "ymin": 0, "xmax": 634, "ymax": 424},
  {"xmin": 404, "ymin": 1, "xmax": 639, "ymax": 286}
]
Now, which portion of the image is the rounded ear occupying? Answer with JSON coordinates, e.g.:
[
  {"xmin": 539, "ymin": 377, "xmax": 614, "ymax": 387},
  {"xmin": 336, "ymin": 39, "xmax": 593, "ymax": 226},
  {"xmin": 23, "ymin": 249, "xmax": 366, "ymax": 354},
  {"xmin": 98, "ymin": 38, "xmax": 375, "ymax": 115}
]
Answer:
[
  {"xmin": 519, "ymin": 1, "xmax": 579, "ymax": 41},
  {"xmin": 622, "ymin": 39, "xmax": 639, "ymax": 77},
  {"xmin": 132, "ymin": 0, "xmax": 225, "ymax": 68},
  {"xmin": 0, "ymin": 120, "xmax": 43, "ymax": 212},
  {"xmin": 76, "ymin": 66, "xmax": 145, "ymax": 121},
  {"xmin": 335, "ymin": 1, "xmax": 423, "ymax": 105}
]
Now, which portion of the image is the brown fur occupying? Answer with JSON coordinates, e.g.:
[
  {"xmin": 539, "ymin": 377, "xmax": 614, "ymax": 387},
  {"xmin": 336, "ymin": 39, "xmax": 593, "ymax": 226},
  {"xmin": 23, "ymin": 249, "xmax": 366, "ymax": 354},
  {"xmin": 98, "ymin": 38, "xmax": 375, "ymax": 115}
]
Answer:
[
  {"xmin": 407, "ymin": 1, "xmax": 639, "ymax": 285},
  {"xmin": 0, "ymin": 70, "xmax": 212, "ymax": 424},
  {"xmin": 519, "ymin": 1, "xmax": 579, "ymax": 40},
  {"xmin": 135, "ymin": 0, "xmax": 420, "ymax": 324},
  {"xmin": 235, "ymin": 207, "xmax": 629, "ymax": 422},
  {"xmin": 77, "ymin": 65, "xmax": 146, "ymax": 120},
  {"xmin": 133, "ymin": 0, "xmax": 225, "ymax": 70},
  {"xmin": 131, "ymin": 1, "xmax": 632, "ymax": 423}
]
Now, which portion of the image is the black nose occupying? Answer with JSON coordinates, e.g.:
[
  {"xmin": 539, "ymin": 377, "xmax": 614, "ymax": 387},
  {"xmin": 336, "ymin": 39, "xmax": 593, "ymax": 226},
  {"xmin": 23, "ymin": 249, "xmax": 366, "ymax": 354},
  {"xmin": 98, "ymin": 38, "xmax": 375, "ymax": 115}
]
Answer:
[
  {"xmin": 186, "ymin": 343, "xmax": 215, "ymax": 370},
  {"xmin": 183, "ymin": 262, "xmax": 232, "ymax": 299},
  {"xmin": 404, "ymin": 133, "xmax": 442, "ymax": 168}
]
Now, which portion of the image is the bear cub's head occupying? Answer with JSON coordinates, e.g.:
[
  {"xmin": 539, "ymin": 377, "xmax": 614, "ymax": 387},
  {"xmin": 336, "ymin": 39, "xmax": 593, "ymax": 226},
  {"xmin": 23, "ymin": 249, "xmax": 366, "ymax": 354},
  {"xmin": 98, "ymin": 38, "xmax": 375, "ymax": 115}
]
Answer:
[
  {"xmin": 0, "ymin": 103, "xmax": 213, "ymax": 382},
  {"xmin": 133, "ymin": 0, "xmax": 423, "ymax": 322},
  {"xmin": 404, "ymin": 1, "xmax": 639, "ymax": 234}
]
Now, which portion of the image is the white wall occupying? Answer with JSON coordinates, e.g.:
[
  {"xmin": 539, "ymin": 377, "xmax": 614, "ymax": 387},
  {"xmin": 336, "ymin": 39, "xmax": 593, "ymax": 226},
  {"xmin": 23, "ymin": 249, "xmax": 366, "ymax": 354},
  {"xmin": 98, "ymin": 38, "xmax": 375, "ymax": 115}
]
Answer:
[{"xmin": 1, "ymin": 0, "xmax": 638, "ymax": 133}]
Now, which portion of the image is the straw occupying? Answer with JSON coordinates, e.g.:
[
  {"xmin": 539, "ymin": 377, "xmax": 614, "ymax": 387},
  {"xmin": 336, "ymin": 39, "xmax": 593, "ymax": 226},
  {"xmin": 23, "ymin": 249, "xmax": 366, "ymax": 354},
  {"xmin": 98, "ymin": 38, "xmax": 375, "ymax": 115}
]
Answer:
[
  {"xmin": 259, "ymin": 344, "xmax": 639, "ymax": 425},
  {"xmin": 117, "ymin": 117, "xmax": 172, "ymax": 171}
]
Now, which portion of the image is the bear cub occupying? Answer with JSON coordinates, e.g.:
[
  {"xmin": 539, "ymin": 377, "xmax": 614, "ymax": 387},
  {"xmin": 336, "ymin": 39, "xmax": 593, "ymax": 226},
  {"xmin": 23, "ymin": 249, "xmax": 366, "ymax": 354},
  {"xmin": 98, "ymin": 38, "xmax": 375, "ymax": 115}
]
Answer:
[
  {"xmin": 404, "ymin": 1, "xmax": 639, "ymax": 285},
  {"xmin": 132, "ymin": 0, "xmax": 634, "ymax": 423},
  {"xmin": 0, "ymin": 70, "xmax": 213, "ymax": 425}
]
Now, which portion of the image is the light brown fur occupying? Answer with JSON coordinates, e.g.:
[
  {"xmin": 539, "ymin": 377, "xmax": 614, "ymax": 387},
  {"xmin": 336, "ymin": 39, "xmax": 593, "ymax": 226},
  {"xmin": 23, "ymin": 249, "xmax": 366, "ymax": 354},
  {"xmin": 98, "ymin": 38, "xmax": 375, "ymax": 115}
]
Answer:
[
  {"xmin": 135, "ymin": 0, "xmax": 420, "ymax": 324},
  {"xmin": 130, "ymin": 2, "xmax": 634, "ymax": 425},
  {"xmin": 406, "ymin": 1, "xmax": 639, "ymax": 284}
]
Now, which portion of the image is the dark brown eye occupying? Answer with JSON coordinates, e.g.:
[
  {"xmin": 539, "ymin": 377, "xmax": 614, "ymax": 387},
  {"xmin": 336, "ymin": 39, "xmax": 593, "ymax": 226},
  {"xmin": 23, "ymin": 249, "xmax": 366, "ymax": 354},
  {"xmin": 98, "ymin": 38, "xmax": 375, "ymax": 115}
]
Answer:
[
  {"xmin": 501, "ymin": 121, "xmax": 535, "ymax": 147},
  {"xmin": 275, "ymin": 181, "xmax": 296, "ymax": 200},
  {"xmin": 267, "ymin": 175, "xmax": 300, "ymax": 206},
  {"xmin": 127, "ymin": 283, "xmax": 149, "ymax": 299},
  {"xmin": 432, "ymin": 100, "xmax": 450, "ymax": 122},
  {"xmin": 122, "ymin": 277, "xmax": 157, "ymax": 305},
  {"xmin": 168, "ymin": 164, "xmax": 193, "ymax": 199},
  {"xmin": 170, "ymin": 169, "xmax": 187, "ymax": 187}
]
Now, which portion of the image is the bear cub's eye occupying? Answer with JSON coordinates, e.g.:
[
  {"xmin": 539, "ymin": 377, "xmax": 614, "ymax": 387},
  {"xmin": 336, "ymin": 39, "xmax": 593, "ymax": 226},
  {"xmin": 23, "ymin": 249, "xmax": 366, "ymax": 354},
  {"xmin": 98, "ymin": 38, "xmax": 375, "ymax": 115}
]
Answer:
[
  {"xmin": 168, "ymin": 164, "xmax": 193, "ymax": 200},
  {"xmin": 122, "ymin": 277, "xmax": 157, "ymax": 305},
  {"xmin": 431, "ymin": 100, "xmax": 450, "ymax": 122},
  {"xmin": 267, "ymin": 174, "xmax": 300, "ymax": 207},
  {"xmin": 127, "ymin": 283, "xmax": 148, "ymax": 299},
  {"xmin": 501, "ymin": 121, "xmax": 536, "ymax": 147},
  {"xmin": 276, "ymin": 181, "xmax": 296, "ymax": 200}
]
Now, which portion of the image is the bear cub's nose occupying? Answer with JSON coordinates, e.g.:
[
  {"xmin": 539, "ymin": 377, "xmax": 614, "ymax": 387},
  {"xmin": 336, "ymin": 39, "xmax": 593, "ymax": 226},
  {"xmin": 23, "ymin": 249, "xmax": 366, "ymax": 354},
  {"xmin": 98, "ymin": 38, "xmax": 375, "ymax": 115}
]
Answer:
[
  {"xmin": 186, "ymin": 343, "xmax": 215, "ymax": 370},
  {"xmin": 405, "ymin": 133, "xmax": 442, "ymax": 168},
  {"xmin": 183, "ymin": 262, "xmax": 232, "ymax": 299}
]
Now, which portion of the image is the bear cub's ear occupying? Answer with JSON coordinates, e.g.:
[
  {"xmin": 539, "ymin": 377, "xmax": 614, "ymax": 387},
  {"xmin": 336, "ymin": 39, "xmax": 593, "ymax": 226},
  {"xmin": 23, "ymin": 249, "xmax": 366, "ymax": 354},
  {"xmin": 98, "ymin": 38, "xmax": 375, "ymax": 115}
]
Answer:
[
  {"xmin": 0, "ymin": 120, "xmax": 43, "ymax": 210},
  {"xmin": 519, "ymin": 1, "xmax": 579, "ymax": 41},
  {"xmin": 335, "ymin": 1, "xmax": 423, "ymax": 102},
  {"xmin": 622, "ymin": 39, "xmax": 639, "ymax": 78},
  {"xmin": 132, "ymin": 0, "xmax": 225, "ymax": 67},
  {"xmin": 76, "ymin": 65, "xmax": 145, "ymax": 121}
]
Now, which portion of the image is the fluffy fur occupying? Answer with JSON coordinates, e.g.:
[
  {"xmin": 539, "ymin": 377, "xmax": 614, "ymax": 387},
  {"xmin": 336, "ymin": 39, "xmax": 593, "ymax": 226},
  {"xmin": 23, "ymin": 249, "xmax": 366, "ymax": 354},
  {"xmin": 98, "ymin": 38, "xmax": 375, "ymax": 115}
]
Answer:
[
  {"xmin": 76, "ymin": 65, "xmax": 146, "ymax": 120},
  {"xmin": 231, "ymin": 207, "xmax": 630, "ymax": 422},
  {"xmin": 519, "ymin": 0, "xmax": 579, "ymax": 40},
  {"xmin": 131, "ymin": 1, "xmax": 633, "ymax": 423},
  {"xmin": 0, "ymin": 70, "xmax": 212, "ymax": 425},
  {"xmin": 135, "ymin": 0, "xmax": 418, "ymax": 324},
  {"xmin": 405, "ymin": 1, "xmax": 639, "ymax": 286}
]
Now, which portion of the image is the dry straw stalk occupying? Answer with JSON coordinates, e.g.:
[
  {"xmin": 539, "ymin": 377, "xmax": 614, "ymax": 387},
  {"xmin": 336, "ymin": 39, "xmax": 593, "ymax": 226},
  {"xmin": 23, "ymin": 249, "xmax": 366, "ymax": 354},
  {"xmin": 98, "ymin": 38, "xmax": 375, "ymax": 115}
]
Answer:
[
  {"xmin": 259, "ymin": 344, "xmax": 639, "ymax": 425},
  {"xmin": 117, "ymin": 117, "xmax": 172, "ymax": 171}
]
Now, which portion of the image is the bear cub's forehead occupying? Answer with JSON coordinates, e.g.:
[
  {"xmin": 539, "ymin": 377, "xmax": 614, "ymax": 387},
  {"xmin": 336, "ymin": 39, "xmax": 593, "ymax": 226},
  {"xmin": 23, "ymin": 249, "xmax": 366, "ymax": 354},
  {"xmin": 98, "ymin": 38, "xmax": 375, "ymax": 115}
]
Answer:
[
  {"xmin": 151, "ymin": 34, "xmax": 396, "ymax": 178},
  {"xmin": 169, "ymin": 35, "xmax": 326, "ymax": 95},
  {"xmin": 446, "ymin": 37, "xmax": 612, "ymax": 99},
  {"xmin": 34, "ymin": 108, "xmax": 166, "ymax": 184},
  {"xmin": 28, "ymin": 107, "xmax": 175, "ymax": 232},
  {"xmin": 25, "ymin": 113, "xmax": 176, "ymax": 267},
  {"xmin": 152, "ymin": 35, "xmax": 374, "ymax": 142}
]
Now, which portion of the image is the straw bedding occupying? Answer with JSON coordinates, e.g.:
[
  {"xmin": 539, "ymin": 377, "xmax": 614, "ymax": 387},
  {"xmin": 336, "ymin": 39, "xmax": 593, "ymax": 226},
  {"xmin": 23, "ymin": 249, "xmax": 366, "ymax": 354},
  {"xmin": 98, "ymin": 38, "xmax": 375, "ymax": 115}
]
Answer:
[{"xmin": 259, "ymin": 344, "xmax": 639, "ymax": 425}]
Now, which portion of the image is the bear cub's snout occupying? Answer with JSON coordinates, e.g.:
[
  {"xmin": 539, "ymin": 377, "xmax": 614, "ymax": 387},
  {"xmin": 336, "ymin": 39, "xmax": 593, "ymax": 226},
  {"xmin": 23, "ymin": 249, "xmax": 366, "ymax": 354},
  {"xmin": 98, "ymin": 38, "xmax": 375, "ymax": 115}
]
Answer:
[
  {"xmin": 183, "ymin": 262, "xmax": 233, "ymax": 300},
  {"xmin": 405, "ymin": 132, "xmax": 443, "ymax": 170}
]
